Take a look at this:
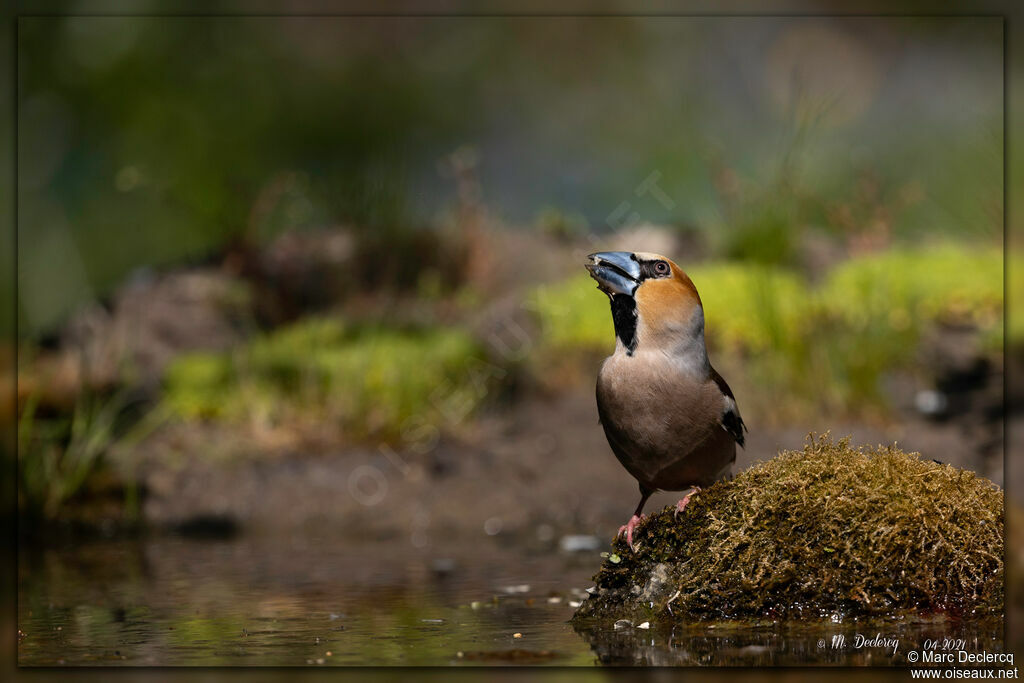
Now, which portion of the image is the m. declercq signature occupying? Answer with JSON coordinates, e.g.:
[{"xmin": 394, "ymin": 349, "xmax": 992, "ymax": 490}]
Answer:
[{"xmin": 821, "ymin": 633, "xmax": 899, "ymax": 655}]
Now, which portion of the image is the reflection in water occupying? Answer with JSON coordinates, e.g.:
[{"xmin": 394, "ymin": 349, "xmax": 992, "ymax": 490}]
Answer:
[
  {"xmin": 18, "ymin": 535, "xmax": 598, "ymax": 666},
  {"xmin": 573, "ymin": 618, "xmax": 1004, "ymax": 666},
  {"xmin": 18, "ymin": 536, "xmax": 1004, "ymax": 666}
]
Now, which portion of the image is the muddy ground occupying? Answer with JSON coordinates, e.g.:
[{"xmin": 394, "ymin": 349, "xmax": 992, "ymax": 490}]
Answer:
[{"xmin": 129, "ymin": 383, "xmax": 1007, "ymax": 548}]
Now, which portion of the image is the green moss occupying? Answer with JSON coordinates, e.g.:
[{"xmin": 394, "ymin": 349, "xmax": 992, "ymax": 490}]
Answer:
[
  {"xmin": 688, "ymin": 263, "xmax": 809, "ymax": 354},
  {"xmin": 162, "ymin": 317, "xmax": 496, "ymax": 440},
  {"xmin": 528, "ymin": 262, "xmax": 812, "ymax": 357},
  {"xmin": 805, "ymin": 246, "xmax": 1004, "ymax": 408},
  {"xmin": 574, "ymin": 435, "xmax": 1003, "ymax": 623},
  {"xmin": 532, "ymin": 244, "xmax": 1003, "ymax": 355},
  {"xmin": 532, "ymin": 244, "xmax": 1004, "ymax": 415},
  {"xmin": 163, "ymin": 354, "xmax": 236, "ymax": 419},
  {"xmin": 528, "ymin": 273, "xmax": 610, "ymax": 352},
  {"xmin": 819, "ymin": 245, "xmax": 1003, "ymax": 332}
]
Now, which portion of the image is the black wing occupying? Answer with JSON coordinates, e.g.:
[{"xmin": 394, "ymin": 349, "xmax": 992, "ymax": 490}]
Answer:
[{"xmin": 711, "ymin": 367, "xmax": 747, "ymax": 448}]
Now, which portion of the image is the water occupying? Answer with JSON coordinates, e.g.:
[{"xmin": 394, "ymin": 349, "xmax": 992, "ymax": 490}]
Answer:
[{"xmin": 18, "ymin": 535, "xmax": 1003, "ymax": 666}]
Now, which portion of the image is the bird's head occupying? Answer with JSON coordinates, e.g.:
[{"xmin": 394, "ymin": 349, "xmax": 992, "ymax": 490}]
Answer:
[{"xmin": 585, "ymin": 251, "xmax": 706, "ymax": 363}]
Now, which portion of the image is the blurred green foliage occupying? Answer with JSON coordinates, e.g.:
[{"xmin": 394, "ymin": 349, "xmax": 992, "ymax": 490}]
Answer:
[
  {"xmin": 532, "ymin": 244, "xmax": 1005, "ymax": 414},
  {"xmin": 820, "ymin": 245, "xmax": 1003, "ymax": 330},
  {"xmin": 163, "ymin": 317, "xmax": 496, "ymax": 440},
  {"xmin": 17, "ymin": 385, "xmax": 164, "ymax": 521},
  {"xmin": 530, "ymin": 262, "xmax": 810, "ymax": 355},
  {"xmin": 16, "ymin": 17, "xmax": 1003, "ymax": 338},
  {"xmin": 719, "ymin": 203, "xmax": 799, "ymax": 267},
  {"xmin": 690, "ymin": 264, "xmax": 811, "ymax": 354},
  {"xmin": 535, "ymin": 206, "xmax": 589, "ymax": 242},
  {"xmin": 530, "ymin": 261, "xmax": 811, "ymax": 365},
  {"xmin": 18, "ymin": 391, "xmax": 125, "ymax": 519}
]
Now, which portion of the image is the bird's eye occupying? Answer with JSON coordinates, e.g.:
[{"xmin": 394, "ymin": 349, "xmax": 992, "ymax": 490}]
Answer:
[{"xmin": 654, "ymin": 261, "xmax": 670, "ymax": 275}]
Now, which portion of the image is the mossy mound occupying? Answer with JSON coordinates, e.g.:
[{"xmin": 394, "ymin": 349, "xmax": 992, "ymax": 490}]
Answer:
[
  {"xmin": 572, "ymin": 435, "xmax": 1003, "ymax": 624},
  {"xmin": 163, "ymin": 317, "xmax": 494, "ymax": 440}
]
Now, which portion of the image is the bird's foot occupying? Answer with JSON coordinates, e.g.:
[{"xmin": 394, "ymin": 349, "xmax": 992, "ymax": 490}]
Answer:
[
  {"xmin": 616, "ymin": 514, "xmax": 646, "ymax": 552},
  {"xmin": 674, "ymin": 487, "xmax": 702, "ymax": 518}
]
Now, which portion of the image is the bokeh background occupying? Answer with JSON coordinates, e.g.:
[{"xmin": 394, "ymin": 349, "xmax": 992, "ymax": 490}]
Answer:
[{"xmin": 10, "ymin": 12, "xmax": 1016, "ymax": 667}]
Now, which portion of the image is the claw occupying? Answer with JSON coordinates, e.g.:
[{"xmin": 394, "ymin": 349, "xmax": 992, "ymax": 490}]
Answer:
[
  {"xmin": 616, "ymin": 513, "xmax": 646, "ymax": 551},
  {"xmin": 674, "ymin": 487, "xmax": 702, "ymax": 518}
]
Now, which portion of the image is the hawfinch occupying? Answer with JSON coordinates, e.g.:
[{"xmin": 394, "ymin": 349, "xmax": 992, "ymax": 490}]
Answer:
[{"xmin": 585, "ymin": 251, "xmax": 746, "ymax": 551}]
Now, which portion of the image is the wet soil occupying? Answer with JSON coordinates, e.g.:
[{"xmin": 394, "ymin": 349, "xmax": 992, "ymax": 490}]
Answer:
[{"xmin": 127, "ymin": 385, "xmax": 1003, "ymax": 545}]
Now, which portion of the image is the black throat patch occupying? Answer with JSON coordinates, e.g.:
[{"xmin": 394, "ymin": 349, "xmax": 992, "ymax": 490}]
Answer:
[{"xmin": 609, "ymin": 294, "xmax": 638, "ymax": 355}]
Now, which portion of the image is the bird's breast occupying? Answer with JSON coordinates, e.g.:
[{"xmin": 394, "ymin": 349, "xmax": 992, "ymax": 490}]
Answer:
[{"xmin": 596, "ymin": 351, "xmax": 732, "ymax": 489}]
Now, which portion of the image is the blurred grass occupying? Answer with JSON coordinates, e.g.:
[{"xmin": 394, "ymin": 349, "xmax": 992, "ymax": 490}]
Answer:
[
  {"xmin": 821, "ymin": 245, "xmax": 1003, "ymax": 330},
  {"xmin": 17, "ymin": 389, "xmax": 150, "ymax": 521},
  {"xmin": 531, "ymin": 243, "xmax": 1005, "ymax": 417},
  {"xmin": 162, "ymin": 317, "xmax": 496, "ymax": 441},
  {"xmin": 18, "ymin": 393, "xmax": 113, "ymax": 520}
]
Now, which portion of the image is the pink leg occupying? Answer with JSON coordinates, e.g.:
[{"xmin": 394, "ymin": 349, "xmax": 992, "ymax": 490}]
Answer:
[
  {"xmin": 616, "ymin": 514, "xmax": 646, "ymax": 551},
  {"xmin": 617, "ymin": 486, "xmax": 654, "ymax": 552},
  {"xmin": 674, "ymin": 487, "xmax": 702, "ymax": 516}
]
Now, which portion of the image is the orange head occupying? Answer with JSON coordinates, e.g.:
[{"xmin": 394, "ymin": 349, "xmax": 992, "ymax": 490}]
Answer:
[{"xmin": 585, "ymin": 251, "xmax": 706, "ymax": 361}]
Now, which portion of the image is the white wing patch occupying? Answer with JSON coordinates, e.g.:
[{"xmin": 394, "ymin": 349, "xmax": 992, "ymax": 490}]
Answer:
[{"xmin": 719, "ymin": 393, "xmax": 746, "ymax": 447}]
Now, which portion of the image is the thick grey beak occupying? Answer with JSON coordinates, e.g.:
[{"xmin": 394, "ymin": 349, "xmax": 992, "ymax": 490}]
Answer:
[{"xmin": 585, "ymin": 251, "xmax": 641, "ymax": 296}]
